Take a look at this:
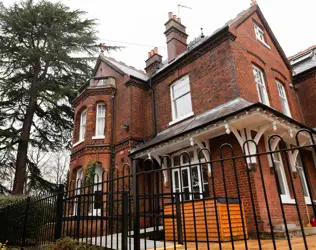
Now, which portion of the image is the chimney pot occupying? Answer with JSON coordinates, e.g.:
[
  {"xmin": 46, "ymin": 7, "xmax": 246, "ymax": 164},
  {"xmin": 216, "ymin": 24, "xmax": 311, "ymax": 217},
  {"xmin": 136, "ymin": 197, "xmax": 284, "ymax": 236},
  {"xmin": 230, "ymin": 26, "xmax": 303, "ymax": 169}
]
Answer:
[
  {"xmin": 148, "ymin": 51, "xmax": 151, "ymax": 58},
  {"xmin": 165, "ymin": 12, "xmax": 188, "ymax": 63},
  {"xmin": 168, "ymin": 12, "xmax": 173, "ymax": 19},
  {"xmin": 154, "ymin": 47, "xmax": 158, "ymax": 54}
]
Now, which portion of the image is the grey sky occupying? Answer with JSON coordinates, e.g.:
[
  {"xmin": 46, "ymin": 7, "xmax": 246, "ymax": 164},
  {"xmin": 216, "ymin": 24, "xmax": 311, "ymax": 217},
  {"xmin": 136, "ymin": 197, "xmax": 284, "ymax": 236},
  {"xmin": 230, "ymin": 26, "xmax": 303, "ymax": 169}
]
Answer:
[{"xmin": 3, "ymin": 0, "xmax": 315, "ymax": 70}]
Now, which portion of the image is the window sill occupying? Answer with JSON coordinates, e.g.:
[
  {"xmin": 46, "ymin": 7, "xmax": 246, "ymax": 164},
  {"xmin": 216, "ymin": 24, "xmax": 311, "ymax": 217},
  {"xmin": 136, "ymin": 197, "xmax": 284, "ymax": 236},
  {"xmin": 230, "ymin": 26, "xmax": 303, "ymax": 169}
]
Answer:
[
  {"xmin": 305, "ymin": 198, "xmax": 316, "ymax": 205},
  {"xmin": 169, "ymin": 112, "xmax": 194, "ymax": 126},
  {"xmin": 73, "ymin": 140, "xmax": 84, "ymax": 148},
  {"xmin": 92, "ymin": 135, "xmax": 105, "ymax": 139},
  {"xmin": 258, "ymin": 39, "xmax": 271, "ymax": 49},
  {"xmin": 281, "ymin": 195, "xmax": 296, "ymax": 204}
]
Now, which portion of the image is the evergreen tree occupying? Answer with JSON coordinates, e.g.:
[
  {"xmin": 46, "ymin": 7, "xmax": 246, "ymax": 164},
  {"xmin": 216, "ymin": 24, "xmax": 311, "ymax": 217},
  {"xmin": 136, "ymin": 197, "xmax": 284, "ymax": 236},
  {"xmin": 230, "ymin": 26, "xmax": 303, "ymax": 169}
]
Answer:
[{"xmin": 0, "ymin": 0, "xmax": 118, "ymax": 194}]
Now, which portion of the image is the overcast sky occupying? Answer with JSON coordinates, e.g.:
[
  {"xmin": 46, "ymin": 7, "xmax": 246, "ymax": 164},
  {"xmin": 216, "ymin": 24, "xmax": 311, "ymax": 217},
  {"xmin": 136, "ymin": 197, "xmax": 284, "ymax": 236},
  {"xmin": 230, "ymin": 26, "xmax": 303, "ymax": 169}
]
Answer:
[{"xmin": 3, "ymin": 0, "xmax": 316, "ymax": 70}]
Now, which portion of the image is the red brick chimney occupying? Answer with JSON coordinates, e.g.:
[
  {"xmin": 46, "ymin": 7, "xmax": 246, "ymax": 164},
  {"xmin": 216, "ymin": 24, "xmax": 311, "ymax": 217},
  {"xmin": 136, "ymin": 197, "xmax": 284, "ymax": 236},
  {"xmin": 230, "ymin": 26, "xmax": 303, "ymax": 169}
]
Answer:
[
  {"xmin": 145, "ymin": 47, "xmax": 162, "ymax": 75},
  {"xmin": 164, "ymin": 12, "xmax": 188, "ymax": 63}
]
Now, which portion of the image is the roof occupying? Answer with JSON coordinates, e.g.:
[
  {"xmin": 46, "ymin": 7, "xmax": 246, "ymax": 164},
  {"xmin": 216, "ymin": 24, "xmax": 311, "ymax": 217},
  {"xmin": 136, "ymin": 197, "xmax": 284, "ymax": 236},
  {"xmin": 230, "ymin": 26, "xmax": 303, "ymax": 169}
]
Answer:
[
  {"xmin": 289, "ymin": 45, "xmax": 316, "ymax": 60},
  {"xmin": 131, "ymin": 98, "xmax": 253, "ymax": 154},
  {"xmin": 131, "ymin": 97, "xmax": 315, "ymax": 155},
  {"xmin": 101, "ymin": 55, "xmax": 149, "ymax": 81},
  {"xmin": 289, "ymin": 45, "xmax": 316, "ymax": 76}
]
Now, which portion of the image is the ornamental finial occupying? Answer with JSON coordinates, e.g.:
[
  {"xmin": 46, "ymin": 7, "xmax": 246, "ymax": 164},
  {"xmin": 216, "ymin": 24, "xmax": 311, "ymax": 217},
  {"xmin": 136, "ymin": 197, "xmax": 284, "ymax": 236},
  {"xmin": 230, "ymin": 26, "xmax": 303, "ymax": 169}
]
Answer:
[
  {"xmin": 99, "ymin": 43, "xmax": 105, "ymax": 54},
  {"xmin": 251, "ymin": 0, "xmax": 257, "ymax": 6}
]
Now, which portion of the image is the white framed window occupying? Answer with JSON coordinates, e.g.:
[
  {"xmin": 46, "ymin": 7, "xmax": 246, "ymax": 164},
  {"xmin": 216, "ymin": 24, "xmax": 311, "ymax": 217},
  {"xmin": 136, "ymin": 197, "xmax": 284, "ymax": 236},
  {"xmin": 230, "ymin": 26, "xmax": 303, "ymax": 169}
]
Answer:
[
  {"xmin": 96, "ymin": 79, "xmax": 105, "ymax": 86},
  {"xmin": 79, "ymin": 109, "xmax": 87, "ymax": 141},
  {"xmin": 254, "ymin": 23, "xmax": 270, "ymax": 48},
  {"xmin": 272, "ymin": 149, "xmax": 295, "ymax": 204},
  {"xmin": 171, "ymin": 147, "xmax": 210, "ymax": 201},
  {"xmin": 92, "ymin": 164, "xmax": 103, "ymax": 216},
  {"xmin": 170, "ymin": 75, "xmax": 193, "ymax": 123},
  {"xmin": 296, "ymin": 154, "xmax": 311, "ymax": 204},
  {"xmin": 254, "ymin": 24, "xmax": 265, "ymax": 43},
  {"xmin": 73, "ymin": 167, "xmax": 83, "ymax": 215},
  {"xmin": 276, "ymin": 80, "xmax": 291, "ymax": 117},
  {"xmin": 94, "ymin": 103, "xmax": 106, "ymax": 138},
  {"xmin": 252, "ymin": 65, "xmax": 270, "ymax": 106}
]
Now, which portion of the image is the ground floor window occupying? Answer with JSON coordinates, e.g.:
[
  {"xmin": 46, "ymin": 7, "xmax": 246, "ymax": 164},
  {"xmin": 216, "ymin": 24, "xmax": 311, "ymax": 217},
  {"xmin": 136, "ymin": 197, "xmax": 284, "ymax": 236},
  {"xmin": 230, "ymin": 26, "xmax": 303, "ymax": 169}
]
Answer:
[
  {"xmin": 272, "ymin": 149, "xmax": 294, "ymax": 203},
  {"xmin": 171, "ymin": 147, "xmax": 210, "ymax": 201},
  {"xmin": 296, "ymin": 154, "xmax": 311, "ymax": 204}
]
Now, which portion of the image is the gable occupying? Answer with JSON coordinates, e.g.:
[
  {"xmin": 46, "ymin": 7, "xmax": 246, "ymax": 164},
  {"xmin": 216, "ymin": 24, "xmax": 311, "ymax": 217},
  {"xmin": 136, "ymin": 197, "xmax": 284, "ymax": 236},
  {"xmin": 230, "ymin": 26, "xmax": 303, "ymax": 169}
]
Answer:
[{"xmin": 229, "ymin": 5, "xmax": 291, "ymax": 70}]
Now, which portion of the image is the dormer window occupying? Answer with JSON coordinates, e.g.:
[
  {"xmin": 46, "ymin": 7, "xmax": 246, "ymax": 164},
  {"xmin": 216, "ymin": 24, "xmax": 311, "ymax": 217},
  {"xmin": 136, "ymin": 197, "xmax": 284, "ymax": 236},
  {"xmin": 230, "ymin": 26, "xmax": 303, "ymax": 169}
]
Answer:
[{"xmin": 254, "ymin": 23, "xmax": 270, "ymax": 48}]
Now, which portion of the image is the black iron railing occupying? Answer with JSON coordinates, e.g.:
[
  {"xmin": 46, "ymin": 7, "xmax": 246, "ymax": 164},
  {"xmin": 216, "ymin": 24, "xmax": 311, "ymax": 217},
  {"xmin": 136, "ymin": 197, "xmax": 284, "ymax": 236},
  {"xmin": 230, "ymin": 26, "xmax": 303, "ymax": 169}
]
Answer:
[{"xmin": 1, "ymin": 130, "xmax": 316, "ymax": 249}]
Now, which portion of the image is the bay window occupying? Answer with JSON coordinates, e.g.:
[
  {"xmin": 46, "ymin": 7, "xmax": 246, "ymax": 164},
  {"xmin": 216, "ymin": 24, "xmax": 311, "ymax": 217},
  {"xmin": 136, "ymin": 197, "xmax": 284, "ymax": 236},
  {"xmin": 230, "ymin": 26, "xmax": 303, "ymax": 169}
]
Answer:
[
  {"xmin": 79, "ymin": 109, "xmax": 87, "ymax": 141},
  {"xmin": 296, "ymin": 154, "xmax": 311, "ymax": 204},
  {"xmin": 94, "ymin": 103, "xmax": 106, "ymax": 138}
]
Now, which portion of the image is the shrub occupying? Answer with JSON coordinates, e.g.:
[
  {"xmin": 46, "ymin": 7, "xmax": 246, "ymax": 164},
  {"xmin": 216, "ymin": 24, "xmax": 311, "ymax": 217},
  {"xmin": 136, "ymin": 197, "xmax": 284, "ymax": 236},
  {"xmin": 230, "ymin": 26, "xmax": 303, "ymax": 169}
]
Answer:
[
  {"xmin": 0, "ymin": 196, "xmax": 56, "ymax": 246},
  {"xmin": 43, "ymin": 238, "xmax": 103, "ymax": 250}
]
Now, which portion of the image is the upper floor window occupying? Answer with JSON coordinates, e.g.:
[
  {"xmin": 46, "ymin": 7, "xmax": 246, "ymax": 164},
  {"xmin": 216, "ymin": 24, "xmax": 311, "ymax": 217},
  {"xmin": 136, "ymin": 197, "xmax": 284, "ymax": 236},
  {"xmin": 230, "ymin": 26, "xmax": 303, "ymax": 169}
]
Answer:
[
  {"xmin": 252, "ymin": 65, "xmax": 270, "ymax": 106},
  {"xmin": 254, "ymin": 24, "xmax": 265, "ymax": 42},
  {"xmin": 276, "ymin": 80, "xmax": 291, "ymax": 117},
  {"xmin": 170, "ymin": 75, "xmax": 193, "ymax": 122},
  {"xmin": 95, "ymin": 103, "xmax": 106, "ymax": 138},
  {"xmin": 96, "ymin": 79, "xmax": 105, "ymax": 86},
  {"xmin": 79, "ymin": 109, "xmax": 87, "ymax": 141},
  {"xmin": 254, "ymin": 23, "xmax": 270, "ymax": 49}
]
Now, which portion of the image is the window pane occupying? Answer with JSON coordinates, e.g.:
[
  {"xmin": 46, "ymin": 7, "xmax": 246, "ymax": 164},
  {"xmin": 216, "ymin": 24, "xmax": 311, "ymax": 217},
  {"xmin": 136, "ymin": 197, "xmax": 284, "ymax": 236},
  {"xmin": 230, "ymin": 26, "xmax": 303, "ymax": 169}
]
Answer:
[
  {"xmin": 96, "ymin": 104, "xmax": 105, "ymax": 136},
  {"xmin": 298, "ymin": 169, "xmax": 309, "ymax": 197},
  {"xmin": 173, "ymin": 155, "xmax": 180, "ymax": 166},
  {"xmin": 174, "ymin": 171, "xmax": 179, "ymax": 189},
  {"xmin": 174, "ymin": 93, "xmax": 192, "ymax": 118},
  {"xmin": 172, "ymin": 77, "xmax": 190, "ymax": 99},
  {"xmin": 181, "ymin": 169, "xmax": 189, "ymax": 188},
  {"xmin": 275, "ymin": 163, "xmax": 286, "ymax": 195}
]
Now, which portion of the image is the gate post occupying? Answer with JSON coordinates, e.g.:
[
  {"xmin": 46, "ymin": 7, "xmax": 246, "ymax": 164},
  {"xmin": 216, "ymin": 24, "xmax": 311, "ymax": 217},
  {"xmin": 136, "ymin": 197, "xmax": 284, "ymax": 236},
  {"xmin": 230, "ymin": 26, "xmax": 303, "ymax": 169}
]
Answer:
[
  {"xmin": 132, "ymin": 159, "xmax": 140, "ymax": 250},
  {"xmin": 175, "ymin": 193, "xmax": 183, "ymax": 244},
  {"xmin": 21, "ymin": 197, "xmax": 31, "ymax": 249},
  {"xmin": 54, "ymin": 184, "xmax": 65, "ymax": 240},
  {"xmin": 121, "ymin": 191, "xmax": 128, "ymax": 250}
]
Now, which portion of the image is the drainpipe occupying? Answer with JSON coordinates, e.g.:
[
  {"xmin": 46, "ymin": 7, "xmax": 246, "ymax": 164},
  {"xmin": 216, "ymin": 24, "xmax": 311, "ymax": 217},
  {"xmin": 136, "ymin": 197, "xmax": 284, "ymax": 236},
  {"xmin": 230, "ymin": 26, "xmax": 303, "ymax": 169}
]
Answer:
[
  {"xmin": 149, "ymin": 78, "xmax": 157, "ymax": 137},
  {"xmin": 110, "ymin": 91, "xmax": 116, "ymax": 170}
]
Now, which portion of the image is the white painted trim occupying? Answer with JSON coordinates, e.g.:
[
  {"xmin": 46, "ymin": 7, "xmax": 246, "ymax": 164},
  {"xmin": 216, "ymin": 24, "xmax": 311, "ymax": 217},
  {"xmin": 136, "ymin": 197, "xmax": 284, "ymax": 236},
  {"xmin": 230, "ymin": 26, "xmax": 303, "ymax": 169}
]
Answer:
[
  {"xmin": 281, "ymin": 195, "xmax": 296, "ymax": 204},
  {"xmin": 73, "ymin": 140, "xmax": 84, "ymax": 148},
  {"xmin": 169, "ymin": 112, "xmax": 194, "ymax": 126},
  {"xmin": 92, "ymin": 135, "xmax": 105, "ymax": 139}
]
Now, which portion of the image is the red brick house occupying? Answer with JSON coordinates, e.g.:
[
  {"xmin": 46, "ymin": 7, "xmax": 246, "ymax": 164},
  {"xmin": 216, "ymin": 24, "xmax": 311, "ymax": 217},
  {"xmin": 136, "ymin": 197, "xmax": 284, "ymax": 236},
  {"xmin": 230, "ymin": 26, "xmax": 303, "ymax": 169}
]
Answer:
[{"xmin": 70, "ymin": 3, "xmax": 316, "ymax": 235}]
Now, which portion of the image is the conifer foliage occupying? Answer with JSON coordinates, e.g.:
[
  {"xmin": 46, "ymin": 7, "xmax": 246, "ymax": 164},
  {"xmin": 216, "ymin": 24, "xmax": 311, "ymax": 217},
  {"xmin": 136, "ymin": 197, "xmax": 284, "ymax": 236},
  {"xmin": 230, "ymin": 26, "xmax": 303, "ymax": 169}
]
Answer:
[{"xmin": 0, "ymin": 0, "xmax": 117, "ymax": 194}]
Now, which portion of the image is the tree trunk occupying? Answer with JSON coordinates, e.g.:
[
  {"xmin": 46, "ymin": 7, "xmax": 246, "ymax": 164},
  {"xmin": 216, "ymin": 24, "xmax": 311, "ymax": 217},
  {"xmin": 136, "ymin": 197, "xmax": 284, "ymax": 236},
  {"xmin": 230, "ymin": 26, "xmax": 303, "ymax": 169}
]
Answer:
[{"xmin": 12, "ymin": 94, "xmax": 37, "ymax": 194}]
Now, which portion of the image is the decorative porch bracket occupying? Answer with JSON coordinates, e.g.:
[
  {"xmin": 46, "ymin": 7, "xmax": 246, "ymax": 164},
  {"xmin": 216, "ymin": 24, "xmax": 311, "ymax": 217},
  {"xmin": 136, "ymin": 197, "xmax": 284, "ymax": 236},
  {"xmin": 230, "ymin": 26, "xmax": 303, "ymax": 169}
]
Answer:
[
  {"xmin": 151, "ymin": 154, "xmax": 168, "ymax": 186},
  {"xmin": 194, "ymin": 138, "xmax": 212, "ymax": 176},
  {"xmin": 228, "ymin": 124, "xmax": 270, "ymax": 167}
]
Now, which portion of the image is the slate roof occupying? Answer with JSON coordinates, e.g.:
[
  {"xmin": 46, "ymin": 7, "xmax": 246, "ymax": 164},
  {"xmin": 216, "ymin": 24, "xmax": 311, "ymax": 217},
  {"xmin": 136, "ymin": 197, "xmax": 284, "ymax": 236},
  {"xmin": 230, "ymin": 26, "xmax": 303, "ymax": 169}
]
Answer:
[
  {"xmin": 101, "ymin": 55, "xmax": 149, "ymax": 81},
  {"xmin": 131, "ymin": 98, "xmax": 253, "ymax": 154},
  {"xmin": 289, "ymin": 45, "xmax": 316, "ymax": 76}
]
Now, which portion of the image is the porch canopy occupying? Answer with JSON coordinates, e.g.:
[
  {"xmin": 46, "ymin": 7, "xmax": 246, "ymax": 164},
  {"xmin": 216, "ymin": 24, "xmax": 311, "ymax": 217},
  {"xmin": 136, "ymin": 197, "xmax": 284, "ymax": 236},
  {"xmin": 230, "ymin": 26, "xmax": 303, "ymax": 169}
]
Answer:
[{"xmin": 130, "ymin": 98, "xmax": 315, "ymax": 183}]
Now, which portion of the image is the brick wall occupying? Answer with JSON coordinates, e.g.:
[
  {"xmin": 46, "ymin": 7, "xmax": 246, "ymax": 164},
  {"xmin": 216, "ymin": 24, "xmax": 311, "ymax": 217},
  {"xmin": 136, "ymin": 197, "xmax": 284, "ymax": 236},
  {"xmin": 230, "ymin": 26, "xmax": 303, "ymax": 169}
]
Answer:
[
  {"xmin": 154, "ymin": 39, "xmax": 239, "ymax": 132},
  {"xmin": 294, "ymin": 69, "xmax": 316, "ymax": 127},
  {"xmin": 230, "ymin": 12, "xmax": 303, "ymax": 122}
]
